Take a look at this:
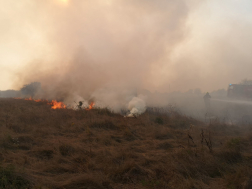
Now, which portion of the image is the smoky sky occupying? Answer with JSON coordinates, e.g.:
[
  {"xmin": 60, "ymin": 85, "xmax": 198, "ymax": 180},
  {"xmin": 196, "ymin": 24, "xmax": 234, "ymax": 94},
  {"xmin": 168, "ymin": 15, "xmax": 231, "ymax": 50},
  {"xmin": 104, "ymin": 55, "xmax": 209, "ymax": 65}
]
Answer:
[{"xmin": 1, "ymin": 0, "xmax": 252, "ymax": 95}]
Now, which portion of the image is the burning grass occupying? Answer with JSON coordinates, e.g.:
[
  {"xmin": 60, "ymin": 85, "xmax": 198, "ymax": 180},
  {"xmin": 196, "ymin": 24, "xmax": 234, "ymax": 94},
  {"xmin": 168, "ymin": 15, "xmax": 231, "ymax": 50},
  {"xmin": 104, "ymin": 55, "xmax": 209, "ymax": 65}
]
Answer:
[
  {"xmin": 18, "ymin": 97, "xmax": 67, "ymax": 109},
  {"xmin": 0, "ymin": 98, "xmax": 252, "ymax": 188}
]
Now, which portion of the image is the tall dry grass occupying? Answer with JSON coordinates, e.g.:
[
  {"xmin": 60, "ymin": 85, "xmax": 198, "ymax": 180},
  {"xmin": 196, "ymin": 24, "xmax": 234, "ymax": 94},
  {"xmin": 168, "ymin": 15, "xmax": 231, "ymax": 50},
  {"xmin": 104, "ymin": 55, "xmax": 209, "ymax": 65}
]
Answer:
[{"xmin": 0, "ymin": 98, "xmax": 252, "ymax": 188}]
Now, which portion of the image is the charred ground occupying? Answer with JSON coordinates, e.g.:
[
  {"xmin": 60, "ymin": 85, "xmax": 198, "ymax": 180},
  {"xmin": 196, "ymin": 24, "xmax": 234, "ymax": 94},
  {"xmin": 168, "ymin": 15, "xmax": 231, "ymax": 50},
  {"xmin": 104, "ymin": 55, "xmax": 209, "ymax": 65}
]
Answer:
[{"xmin": 0, "ymin": 98, "xmax": 252, "ymax": 189}]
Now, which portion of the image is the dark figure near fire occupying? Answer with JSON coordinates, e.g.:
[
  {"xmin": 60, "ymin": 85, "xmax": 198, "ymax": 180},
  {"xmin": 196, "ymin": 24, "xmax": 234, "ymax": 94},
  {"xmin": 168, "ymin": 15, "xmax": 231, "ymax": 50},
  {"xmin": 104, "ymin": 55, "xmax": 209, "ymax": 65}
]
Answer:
[{"xmin": 204, "ymin": 92, "xmax": 211, "ymax": 113}]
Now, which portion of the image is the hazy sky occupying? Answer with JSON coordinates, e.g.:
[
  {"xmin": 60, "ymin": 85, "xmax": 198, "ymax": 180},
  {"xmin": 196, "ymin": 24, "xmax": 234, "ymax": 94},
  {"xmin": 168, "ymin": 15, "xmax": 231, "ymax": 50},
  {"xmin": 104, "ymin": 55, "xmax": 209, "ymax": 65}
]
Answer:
[{"xmin": 0, "ymin": 0, "xmax": 252, "ymax": 93}]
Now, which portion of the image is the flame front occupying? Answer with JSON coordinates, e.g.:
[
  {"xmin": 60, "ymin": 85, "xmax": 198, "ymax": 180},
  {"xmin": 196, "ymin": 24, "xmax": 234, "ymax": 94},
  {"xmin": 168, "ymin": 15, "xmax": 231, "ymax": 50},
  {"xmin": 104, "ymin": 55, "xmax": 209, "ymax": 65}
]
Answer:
[
  {"xmin": 86, "ymin": 102, "xmax": 95, "ymax": 110},
  {"xmin": 21, "ymin": 97, "xmax": 66, "ymax": 109},
  {"xmin": 24, "ymin": 97, "xmax": 46, "ymax": 102},
  {"xmin": 48, "ymin": 100, "xmax": 66, "ymax": 109},
  {"xmin": 34, "ymin": 99, "xmax": 44, "ymax": 102}
]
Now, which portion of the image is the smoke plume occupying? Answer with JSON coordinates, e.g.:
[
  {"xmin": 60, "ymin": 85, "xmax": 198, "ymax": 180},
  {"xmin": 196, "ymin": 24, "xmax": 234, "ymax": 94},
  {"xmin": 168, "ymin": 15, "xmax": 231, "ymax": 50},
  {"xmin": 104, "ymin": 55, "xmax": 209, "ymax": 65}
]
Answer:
[
  {"xmin": 5, "ymin": 0, "xmax": 196, "ymax": 113},
  {"xmin": 1, "ymin": 0, "xmax": 252, "ymax": 115}
]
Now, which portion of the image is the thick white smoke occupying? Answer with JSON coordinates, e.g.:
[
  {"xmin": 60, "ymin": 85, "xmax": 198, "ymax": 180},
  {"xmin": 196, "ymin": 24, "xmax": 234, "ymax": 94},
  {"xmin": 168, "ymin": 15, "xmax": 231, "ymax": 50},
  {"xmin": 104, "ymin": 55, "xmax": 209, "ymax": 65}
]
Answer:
[
  {"xmin": 2, "ymin": 0, "xmax": 252, "ymax": 116},
  {"xmin": 8, "ymin": 0, "xmax": 198, "ymax": 114},
  {"xmin": 127, "ymin": 96, "xmax": 146, "ymax": 117}
]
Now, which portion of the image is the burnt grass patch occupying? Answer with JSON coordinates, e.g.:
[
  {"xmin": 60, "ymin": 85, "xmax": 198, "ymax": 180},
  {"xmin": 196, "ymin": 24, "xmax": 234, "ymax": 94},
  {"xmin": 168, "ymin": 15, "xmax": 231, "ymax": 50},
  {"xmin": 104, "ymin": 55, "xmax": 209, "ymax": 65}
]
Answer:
[{"xmin": 0, "ymin": 98, "xmax": 252, "ymax": 188}]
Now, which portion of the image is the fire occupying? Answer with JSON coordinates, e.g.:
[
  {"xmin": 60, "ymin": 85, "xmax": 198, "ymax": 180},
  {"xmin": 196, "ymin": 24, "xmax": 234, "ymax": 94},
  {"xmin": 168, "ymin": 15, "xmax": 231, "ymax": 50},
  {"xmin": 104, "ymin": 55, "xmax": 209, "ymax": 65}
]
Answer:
[
  {"xmin": 48, "ymin": 100, "xmax": 66, "ymax": 109},
  {"xmin": 24, "ymin": 97, "xmax": 46, "ymax": 102},
  {"xmin": 86, "ymin": 102, "xmax": 95, "ymax": 110},
  {"xmin": 34, "ymin": 99, "xmax": 43, "ymax": 102},
  {"xmin": 15, "ymin": 97, "xmax": 66, "ymax": 109},
  {"xmin": 13, "ymin": 97, "xmax": 95, "ymax": 110}
]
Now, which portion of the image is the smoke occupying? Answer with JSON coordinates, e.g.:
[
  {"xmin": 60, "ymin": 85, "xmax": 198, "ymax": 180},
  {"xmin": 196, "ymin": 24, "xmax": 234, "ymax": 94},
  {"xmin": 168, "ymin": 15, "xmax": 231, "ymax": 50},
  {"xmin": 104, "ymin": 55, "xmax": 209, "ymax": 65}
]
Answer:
[
  {"xmin": 3, "ymin": 0, "xmax": 198, "ymax": 113},
  {"xmin": 127, "ymin": 96, "xmax": 146, "ymax": 117},
  {"xmin": 1, "ymin": 0, "xmax": 252, "ymax": 116}
]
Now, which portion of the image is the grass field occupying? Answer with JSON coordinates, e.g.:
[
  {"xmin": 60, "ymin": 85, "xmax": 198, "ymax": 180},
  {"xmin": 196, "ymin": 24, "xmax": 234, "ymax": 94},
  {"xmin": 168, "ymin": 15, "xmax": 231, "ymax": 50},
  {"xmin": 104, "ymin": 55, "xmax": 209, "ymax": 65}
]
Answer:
[{"xmin": 0, "ymin": 98, "xmax": 252, "ymax": 189}]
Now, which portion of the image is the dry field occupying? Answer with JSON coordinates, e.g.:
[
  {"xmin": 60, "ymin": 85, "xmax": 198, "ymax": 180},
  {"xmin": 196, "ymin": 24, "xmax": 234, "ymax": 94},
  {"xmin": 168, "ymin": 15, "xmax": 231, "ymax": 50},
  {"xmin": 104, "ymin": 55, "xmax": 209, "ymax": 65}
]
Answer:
[{"xmin": 0, "ymin": 98, "xmax": 252, "ymax": 189}]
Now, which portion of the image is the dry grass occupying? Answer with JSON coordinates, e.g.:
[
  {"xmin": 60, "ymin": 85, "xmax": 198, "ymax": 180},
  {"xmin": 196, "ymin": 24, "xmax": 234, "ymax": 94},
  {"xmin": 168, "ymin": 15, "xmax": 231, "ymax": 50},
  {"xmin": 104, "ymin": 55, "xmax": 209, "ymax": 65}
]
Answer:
[{"xmin": 0, "ymin": 98, "xmax": 252, "ymax": 188}]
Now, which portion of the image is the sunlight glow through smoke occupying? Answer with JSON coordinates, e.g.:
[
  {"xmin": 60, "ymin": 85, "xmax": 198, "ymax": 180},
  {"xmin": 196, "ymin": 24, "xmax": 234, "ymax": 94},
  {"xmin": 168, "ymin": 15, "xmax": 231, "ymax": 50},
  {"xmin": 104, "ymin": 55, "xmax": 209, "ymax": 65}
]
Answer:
[{"xmin": 59, "ymin": 0, "xmax": 68, "ymax": 5}]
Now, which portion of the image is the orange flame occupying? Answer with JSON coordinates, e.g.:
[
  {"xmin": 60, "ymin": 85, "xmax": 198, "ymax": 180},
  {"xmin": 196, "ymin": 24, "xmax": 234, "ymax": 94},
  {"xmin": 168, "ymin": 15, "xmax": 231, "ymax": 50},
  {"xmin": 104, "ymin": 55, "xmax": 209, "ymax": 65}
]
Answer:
[
  {"xmin": 86, "ymin": 102, "xmax": 95, "ymax": 110},
  {"xmin": 48, "ymin": 100, "xmax": 66, "ymax": 109},
  {"xmin": 15, "ymin": 97, "xmax": 66, "ymax": 109},
  {"xmin": 24, "ymin": 97, "xmax": 46, "ymax": 102},
  {"xmin": 34, "ymin": 99, "xmax": 43, "ymax": 102},
  {"xmin": 25, "ymin": 97, "xmax": 33, "ymax": 101}
]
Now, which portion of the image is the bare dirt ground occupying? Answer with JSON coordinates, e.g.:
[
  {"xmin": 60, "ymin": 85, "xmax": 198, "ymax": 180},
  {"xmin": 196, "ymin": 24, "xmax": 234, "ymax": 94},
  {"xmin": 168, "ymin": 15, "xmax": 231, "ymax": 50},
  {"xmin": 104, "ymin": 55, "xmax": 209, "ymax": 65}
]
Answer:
[{"xmin": 0, "ymin": 98, "xmax": 252, "ymax": 189}]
